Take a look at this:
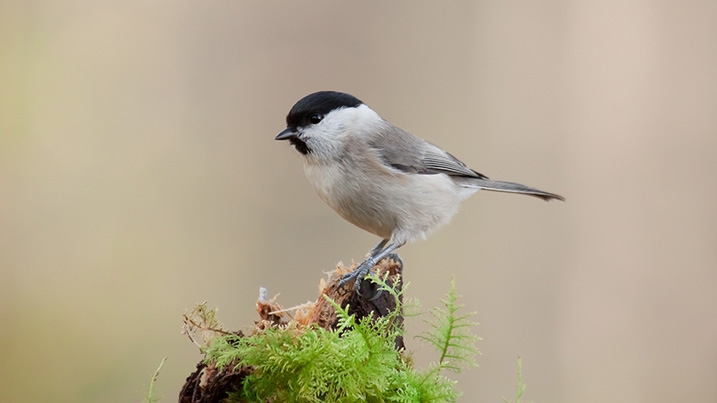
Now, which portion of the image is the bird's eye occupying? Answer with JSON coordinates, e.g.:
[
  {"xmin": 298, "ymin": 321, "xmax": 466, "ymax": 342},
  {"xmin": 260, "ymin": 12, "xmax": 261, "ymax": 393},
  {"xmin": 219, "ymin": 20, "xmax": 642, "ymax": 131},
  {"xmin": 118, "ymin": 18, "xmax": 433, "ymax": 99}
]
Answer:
[{"xmin": 309, "ymin": 114, "xmax": 324, "ymax": 124}]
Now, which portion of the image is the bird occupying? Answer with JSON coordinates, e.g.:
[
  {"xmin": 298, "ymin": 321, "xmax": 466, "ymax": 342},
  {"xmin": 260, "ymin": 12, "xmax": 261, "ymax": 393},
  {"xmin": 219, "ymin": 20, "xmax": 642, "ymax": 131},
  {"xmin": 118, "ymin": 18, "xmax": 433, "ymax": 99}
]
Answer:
[{"xmin": 275, "ymin": 91, "xmax": 564, "ymax": 294}]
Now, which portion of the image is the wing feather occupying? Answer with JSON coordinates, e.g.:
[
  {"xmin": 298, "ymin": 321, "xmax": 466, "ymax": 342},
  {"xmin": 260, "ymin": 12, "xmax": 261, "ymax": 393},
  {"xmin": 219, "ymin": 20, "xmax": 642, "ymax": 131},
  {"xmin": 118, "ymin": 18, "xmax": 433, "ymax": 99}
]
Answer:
[{"xmin": 369, "ymin": 123, "xmax": 487, "ymax": 179}]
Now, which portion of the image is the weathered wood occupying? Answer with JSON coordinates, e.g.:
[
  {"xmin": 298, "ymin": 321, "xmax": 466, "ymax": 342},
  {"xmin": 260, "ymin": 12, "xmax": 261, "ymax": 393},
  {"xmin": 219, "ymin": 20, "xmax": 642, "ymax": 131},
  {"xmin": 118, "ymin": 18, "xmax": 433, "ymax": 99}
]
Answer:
[{"xmin": 178, "ymin": 257, "xmax": 404, "ymax": 403}]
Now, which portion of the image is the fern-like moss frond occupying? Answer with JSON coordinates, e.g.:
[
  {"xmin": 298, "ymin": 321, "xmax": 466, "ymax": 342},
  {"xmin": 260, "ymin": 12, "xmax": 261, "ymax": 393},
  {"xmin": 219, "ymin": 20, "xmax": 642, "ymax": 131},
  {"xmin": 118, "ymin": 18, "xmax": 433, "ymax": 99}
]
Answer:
[{"xmin": 416, "ymin": 276, "xmax": 480, "ymax": 373}]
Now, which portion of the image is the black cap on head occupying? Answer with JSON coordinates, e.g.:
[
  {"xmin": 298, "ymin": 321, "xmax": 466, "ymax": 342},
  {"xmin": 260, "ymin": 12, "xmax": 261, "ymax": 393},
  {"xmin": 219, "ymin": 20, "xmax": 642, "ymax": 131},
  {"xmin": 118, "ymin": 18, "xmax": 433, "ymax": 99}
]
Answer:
[{"xmin": 286, "ymin": 91, "xmax": 363, "ymax": 129}]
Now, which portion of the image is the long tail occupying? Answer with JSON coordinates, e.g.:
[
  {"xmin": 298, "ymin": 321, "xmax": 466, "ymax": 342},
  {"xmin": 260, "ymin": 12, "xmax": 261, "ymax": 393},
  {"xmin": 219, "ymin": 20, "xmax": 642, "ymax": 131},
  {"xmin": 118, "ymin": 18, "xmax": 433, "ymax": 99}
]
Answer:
[{"xmin": 471, "ymin": 178, "xmax": 565, "ymax": 201}]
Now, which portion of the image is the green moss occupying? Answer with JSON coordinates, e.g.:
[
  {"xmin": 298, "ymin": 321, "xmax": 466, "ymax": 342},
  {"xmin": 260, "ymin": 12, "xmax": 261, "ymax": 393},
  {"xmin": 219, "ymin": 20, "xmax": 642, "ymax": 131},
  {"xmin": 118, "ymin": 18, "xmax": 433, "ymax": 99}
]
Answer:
[
  {"xmin": 503, "ymin": 356, "xmax": 530, "ymax": 403},
  {"xmin": 204, "ymin": 275, "xmax": 479, "ymax": 403}
]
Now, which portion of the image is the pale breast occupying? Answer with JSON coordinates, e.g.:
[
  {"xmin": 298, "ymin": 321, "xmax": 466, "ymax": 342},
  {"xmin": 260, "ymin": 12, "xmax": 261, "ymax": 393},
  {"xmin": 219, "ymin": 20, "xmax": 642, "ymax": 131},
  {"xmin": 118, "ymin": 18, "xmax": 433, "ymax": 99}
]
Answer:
[
  {"xmin": 303, "ymin": 157, "xmax": 473, "ymax": 244},
  {"xmin": 303, "ymin": 160, "xmax": 396, "ymax": 239}
]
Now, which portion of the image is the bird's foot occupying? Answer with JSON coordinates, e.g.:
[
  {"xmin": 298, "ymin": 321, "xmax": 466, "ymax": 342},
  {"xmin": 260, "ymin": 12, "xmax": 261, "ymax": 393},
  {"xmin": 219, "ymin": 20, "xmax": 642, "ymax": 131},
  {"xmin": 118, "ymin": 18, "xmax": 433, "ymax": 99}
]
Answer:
[
  {"xmin": 339, "ymin": 253, "xmax": 403, "ymax": 300},
  {"xmin": 339, "ymin": 258, "xmax": 375, "ymax": 290}
]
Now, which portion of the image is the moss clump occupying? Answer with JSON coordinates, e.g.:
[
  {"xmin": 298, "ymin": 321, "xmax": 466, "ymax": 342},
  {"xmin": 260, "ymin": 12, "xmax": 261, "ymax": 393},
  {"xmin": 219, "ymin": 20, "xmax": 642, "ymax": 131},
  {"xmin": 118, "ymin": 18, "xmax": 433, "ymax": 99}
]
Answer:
[{"xmin": 204, "ymin": 275, "xmax": 479, "ymax": 403}]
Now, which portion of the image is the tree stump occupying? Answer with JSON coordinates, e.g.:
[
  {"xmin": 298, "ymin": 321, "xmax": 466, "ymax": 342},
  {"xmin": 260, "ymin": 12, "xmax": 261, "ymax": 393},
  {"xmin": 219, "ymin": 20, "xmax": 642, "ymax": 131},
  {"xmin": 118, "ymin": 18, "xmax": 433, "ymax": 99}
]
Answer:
[{"xmin": 178, "ymin": 257, "xmax": 404, "ymax": 403}]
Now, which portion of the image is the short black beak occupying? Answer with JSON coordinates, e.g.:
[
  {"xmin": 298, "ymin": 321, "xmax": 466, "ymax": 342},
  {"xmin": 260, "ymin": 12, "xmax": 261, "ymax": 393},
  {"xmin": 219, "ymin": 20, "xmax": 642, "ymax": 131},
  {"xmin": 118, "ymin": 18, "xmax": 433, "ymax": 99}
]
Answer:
[{"xmin": 275, "ymin": 127, "xmax": 297, "ymax": 141}]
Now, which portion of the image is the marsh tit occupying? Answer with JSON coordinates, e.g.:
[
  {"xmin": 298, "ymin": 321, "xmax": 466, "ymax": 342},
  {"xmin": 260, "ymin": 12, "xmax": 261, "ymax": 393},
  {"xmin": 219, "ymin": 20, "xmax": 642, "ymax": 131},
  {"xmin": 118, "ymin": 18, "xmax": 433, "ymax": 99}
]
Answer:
[{"xmin": 276, "ymin": 91, "xmax": 564, "ymax": 293}]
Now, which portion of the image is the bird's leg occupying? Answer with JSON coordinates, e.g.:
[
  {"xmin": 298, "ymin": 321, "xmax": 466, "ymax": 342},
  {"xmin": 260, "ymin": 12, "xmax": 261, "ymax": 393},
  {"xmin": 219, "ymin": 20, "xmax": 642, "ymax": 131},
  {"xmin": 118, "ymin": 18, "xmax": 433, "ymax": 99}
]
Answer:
[
  {"xmin": 368, "ymin": 239, "xmax": 389, "ymax": 258},
  {"xmin": 339, "ymin": 239, "xmax": 389, "ymax": 288},
  {"xmin": 339, "ymin": 240, "xmax": 404, "ymax": 294}
]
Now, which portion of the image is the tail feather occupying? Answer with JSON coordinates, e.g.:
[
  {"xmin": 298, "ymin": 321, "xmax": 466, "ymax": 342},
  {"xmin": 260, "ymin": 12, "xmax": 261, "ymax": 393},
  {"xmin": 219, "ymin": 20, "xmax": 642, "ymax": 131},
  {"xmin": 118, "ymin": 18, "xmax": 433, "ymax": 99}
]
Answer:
[{"xmin": 471, "ymin": 178, "xmax": 565, "ymax": 202}]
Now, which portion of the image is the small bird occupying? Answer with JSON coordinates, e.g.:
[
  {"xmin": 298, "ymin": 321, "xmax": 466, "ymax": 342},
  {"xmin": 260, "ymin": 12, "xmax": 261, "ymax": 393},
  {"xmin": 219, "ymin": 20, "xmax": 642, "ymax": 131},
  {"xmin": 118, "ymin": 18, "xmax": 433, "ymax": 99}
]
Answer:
[{"xmin": 276, "ymin": 91, "xmax": 564, "ymax": 293}]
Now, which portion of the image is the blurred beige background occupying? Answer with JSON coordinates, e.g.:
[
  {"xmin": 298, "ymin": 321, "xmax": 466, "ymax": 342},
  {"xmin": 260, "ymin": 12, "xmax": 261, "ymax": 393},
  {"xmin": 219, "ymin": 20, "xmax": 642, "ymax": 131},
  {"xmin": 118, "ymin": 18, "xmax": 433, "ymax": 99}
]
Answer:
[{"xmin": 1, "ymin": 1, "xmax": 716, "ymax": 402}]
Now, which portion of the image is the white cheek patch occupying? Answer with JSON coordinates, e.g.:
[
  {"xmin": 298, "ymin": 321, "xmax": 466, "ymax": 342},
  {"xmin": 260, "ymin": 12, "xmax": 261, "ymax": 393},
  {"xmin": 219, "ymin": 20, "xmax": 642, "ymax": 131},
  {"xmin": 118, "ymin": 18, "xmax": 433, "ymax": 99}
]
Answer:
[
  {"xmin": 322, "ymin": 104, "xmax": 382, "ymax": 135},
  {"xmin": 302, "ymin": 104, "xmax": 383, "ymax": 161},
  {"xmin": 348, "ymin": 104, "xmax": 383, "ymax": 134}
]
